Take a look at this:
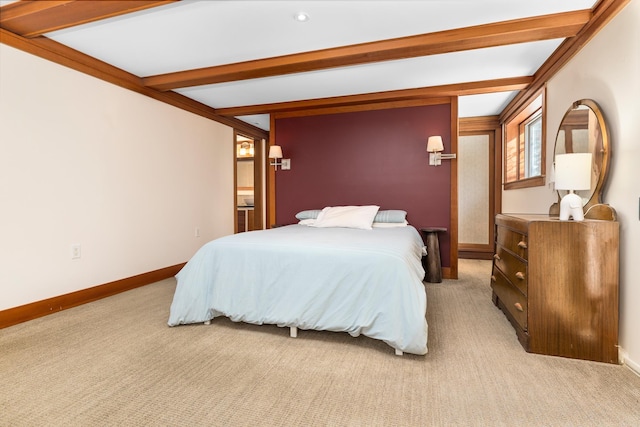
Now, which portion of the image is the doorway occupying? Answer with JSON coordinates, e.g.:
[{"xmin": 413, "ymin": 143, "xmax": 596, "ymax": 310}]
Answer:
[
  {"xmin": 458, "ymin": 117, "xmax": 501, "ymax": 259},
  {"xmin": 235, "ymin": 133, "xmax": 264, "ymax": 233}
]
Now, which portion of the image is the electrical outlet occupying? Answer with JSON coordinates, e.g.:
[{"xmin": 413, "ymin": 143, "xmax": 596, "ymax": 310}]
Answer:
[
  {"xmin": 195, "ymin": 227, "xmax": 200, "ymax": 237},
  {"xmin": 71, "ymin": 244, "xmax": 81, "ymax": 260},
  {"xmin": 282, "ymin": 159, "xmax": 291, "ymax": 170}
]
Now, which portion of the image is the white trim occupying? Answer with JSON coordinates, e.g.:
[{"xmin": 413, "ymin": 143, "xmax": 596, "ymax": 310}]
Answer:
[{"xmin": 619, "ymin": 347, "xmax": 640, "ymax": 377}]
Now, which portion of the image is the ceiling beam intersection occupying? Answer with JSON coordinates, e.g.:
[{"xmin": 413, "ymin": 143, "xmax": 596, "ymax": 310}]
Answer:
[
  {"xmin": 0, "ymin": 1, "xmax": 179, "ymax": 38},
  {"xmin": 214, "ymin": 76, "xmax": 534, "ymax": 117},
  {"xmin": 142, "ymin": 10, "xmax": 590, "ymax": 91}
]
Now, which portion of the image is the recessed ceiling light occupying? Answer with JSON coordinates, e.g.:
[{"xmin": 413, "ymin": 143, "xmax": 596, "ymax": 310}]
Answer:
[{"xmin": 294, "ymin": 12, "xmax": 309, "ymax": 22}]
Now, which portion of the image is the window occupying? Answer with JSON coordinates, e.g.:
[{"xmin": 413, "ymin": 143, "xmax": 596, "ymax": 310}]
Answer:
[
  {"xmin": 524, "ymin": 112, "xmax": 542, "ymax": 177},
  {"xmin": 504, "ymin": 91, "xmax": 545, "ymax": 189}
]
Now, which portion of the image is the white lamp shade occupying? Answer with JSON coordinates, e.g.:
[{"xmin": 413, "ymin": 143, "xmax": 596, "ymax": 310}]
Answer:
[
  {"xmin": 427, "ymin": 136, "xmax": 444, "ymax": 152},
  {"xmin": 555, "ymin": 153, "xmax": 592, "ymax": 191},
  {"xmin": 268, "ymin": 145, "xmax": 283, "ymax": 159}
]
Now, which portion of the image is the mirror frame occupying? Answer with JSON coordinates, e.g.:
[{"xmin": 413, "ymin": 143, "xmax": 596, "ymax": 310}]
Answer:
[{"xmin": 553, "ymin": 99, "xmax": 611, "ymax": 213}]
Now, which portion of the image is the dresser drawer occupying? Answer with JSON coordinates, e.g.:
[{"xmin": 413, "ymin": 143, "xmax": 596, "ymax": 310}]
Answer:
[
  {"xmin": 491, "ymin": 269, "xmax": 528, "ymax": 331},
  {"xmin": 495, "ymin": 226, "xmax": 528, "ymax": 259},
  {"xmin": 493, "ymin": 245, "xmax": 528, "ymax": 296}
]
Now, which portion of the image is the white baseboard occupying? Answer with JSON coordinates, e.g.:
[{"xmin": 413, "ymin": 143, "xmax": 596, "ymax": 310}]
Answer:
[{"xmin": 619, "ymin": 347, "xmax": 640, "ymax": 377}]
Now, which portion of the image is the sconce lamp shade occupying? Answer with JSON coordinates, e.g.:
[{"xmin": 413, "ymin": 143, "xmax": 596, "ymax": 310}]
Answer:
[
  {"xmin": 555, "ymin": 153, "xmax": 592, "ymax": 190},
  {"xmin": 268, "ymin": 145, "xmax": 283, "ymax": 159},
  {"xmin": 426, "ymin": 136, "xmax": 444, "ymax": 152}
]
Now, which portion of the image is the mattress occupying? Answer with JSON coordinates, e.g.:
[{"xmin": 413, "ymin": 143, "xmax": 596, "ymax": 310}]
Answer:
[{"xmin": 168, "ymin": 224, "xmax": 428, "ymax": 355}]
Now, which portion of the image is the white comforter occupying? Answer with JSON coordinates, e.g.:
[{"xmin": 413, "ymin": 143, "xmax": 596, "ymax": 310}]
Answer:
[{"xmin": 168, "ymin": 225, "xmax": 428, "ymax": 355}]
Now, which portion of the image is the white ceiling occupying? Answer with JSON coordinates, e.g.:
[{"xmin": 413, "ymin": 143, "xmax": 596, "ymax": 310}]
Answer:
[{"xmin": 9, "ymin": 0, "xmax": 597, "ymax": 130}]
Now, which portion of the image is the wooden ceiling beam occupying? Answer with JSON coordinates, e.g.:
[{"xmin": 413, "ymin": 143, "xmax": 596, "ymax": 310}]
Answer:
[
  {"xmin": 0, "ymin": 0, "xmax": 178, "ymax": 38},
  {"xmin": 143, "ymin": 10, "xmax": 590, "ymax": 91},
  {"xmin": 500, "ymin": 0, "xmax": 629, "ymax": 122},
  {"xmin": 274, "ymin": 97, "xmax": 454, "ymax": 120},
  {"xmin": 214, "ymin": 76, "xmax": 533, "ymax": 117}
]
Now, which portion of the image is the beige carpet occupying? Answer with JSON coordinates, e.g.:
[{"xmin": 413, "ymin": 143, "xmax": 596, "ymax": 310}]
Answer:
[{"xmin": 1, "ymin": 259, "xmax": 639, "ymax": 426}]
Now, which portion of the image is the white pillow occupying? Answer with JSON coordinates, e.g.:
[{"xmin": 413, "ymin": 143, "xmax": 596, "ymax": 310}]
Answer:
[
  {"xmin": 298, "ymin": 218, "xmax": 316, "ymax": 226},
  {"xmin": 311, "ymin": 205, "xmax": 380, "ymax": 230}
]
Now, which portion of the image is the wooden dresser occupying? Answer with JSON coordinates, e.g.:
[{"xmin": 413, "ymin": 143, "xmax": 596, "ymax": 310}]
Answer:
[{"xmin": 491, "ymin": 214, "xmax": 619, "ymax": 364}]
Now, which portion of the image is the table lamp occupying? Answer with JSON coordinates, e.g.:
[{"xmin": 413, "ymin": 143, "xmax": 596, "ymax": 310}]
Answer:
[{"xmin": 554, "ymin": 153, "xmax": 592, "ymax": 221}]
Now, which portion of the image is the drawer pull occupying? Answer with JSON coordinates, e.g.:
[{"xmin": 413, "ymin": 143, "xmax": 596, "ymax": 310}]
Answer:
[
  {"xmin": 514, "ymin": 302, "xmax": 524, "ymax": 312},
  {"xmin": 518, "ymin": 241, "xmax": 528, "ymax": 249},
  {"xmin": 493, "ymin": 254, "xmax": 501, "ymax": 261},
  {"xmin": 515, "ymin": 272, "xmax": 525, "ymax": 280},
  {"xmin": 491, "ymin": 275, "xmax": 496, "ymax": 282}
]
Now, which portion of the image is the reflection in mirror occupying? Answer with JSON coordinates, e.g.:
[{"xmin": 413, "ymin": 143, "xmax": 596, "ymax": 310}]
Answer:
[
  {"xmin": 553, "ymin": 99, "xmax": 610, "ymax": 213},
  {"xmin": 236, "ymin": 135, "xmax": 255, "ymax": 208},
  {"xmin": 237, "ymin": 139, "xmax": 255, "ymax": 159}
]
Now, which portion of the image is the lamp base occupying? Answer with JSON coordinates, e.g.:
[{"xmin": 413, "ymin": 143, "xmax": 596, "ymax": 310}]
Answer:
[{"xmin": 559, "ymin": 191, "xmax": 584, "ymax": 221}]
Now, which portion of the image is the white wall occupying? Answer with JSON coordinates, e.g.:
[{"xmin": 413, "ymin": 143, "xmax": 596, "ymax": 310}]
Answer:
[
  {"xmin": 0, "ymin": 44, "xmax": 234, "ymax": 311},
  {"xmin": 503, "ymin": 0, "xmax": 640, "ymax": 371}
]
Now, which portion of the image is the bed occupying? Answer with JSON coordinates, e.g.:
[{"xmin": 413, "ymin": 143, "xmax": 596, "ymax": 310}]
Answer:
[{"xmin": 168, "ymin": 206, "xmax": 428, "ymax": 355}]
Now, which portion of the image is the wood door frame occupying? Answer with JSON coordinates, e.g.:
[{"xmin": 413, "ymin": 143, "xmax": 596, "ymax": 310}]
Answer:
[{"xmin": 459, "ymin": 116, "xmax": 502, "ymax": 260}]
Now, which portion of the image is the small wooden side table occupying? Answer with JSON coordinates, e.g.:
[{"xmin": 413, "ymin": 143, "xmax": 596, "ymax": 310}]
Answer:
[{"xmin": 420, "ymin": 227, "xmax": 447, "ymax": 283}]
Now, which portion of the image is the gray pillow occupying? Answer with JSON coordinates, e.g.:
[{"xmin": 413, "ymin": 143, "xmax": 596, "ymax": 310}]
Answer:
[
  {"xmin": 374, "ymin": 210, "xmax": 407, "ymax": 223},
  {"xmin": 296, "ymin": 209, "xmax": 407, "ymax": 223},
  {"xmin": 295, "ymin": 209, "xmax": 322, "ymax": 220}
]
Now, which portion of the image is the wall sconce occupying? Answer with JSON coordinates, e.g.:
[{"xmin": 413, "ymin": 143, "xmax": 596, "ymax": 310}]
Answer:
[
  {"xmin": 426, "ymin": 136, "xmax": 456, "ymax": 166},
  {"xmin": 269, "ymin": 145, "xmax": 291, "ymax": 171},
  {"xmin": 238, "ymin": 141, "xmax": 254, "ymax": 157},
  {"xmin": 555, "ymin": 153, "xmax": 592, "ymax": 221}
]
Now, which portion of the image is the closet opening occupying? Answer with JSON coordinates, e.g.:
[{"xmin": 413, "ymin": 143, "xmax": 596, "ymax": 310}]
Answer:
[{"xmin": 235, "ymin": 133, "xmax": 264, "ymax": 233}]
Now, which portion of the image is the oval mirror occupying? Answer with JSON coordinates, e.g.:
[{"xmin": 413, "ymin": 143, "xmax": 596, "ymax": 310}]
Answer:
[{"xmin": 553, "ymin": 99, "xmax": 610, "ymax": 213}]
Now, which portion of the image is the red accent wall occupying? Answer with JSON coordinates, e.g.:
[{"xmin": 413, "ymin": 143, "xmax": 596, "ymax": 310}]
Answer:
[{"xmin": 274, "ymin": 104, "xmax": 452, "ymax": 266}]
